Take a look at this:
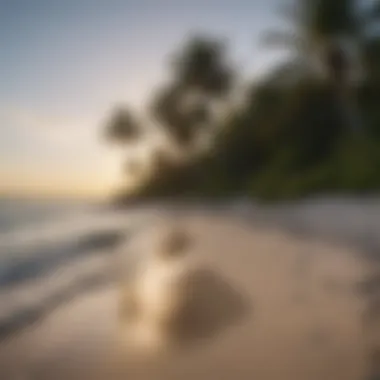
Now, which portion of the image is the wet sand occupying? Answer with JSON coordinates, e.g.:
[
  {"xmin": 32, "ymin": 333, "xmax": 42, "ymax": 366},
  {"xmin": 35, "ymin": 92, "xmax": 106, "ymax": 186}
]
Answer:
[{"xmin": 1, "ymin": 212, "xmax": 379, "ymax": 380}]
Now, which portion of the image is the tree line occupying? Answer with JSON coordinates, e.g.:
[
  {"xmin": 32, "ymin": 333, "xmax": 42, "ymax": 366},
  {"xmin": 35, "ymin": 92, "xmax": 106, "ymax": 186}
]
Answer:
[{"xmin": 103, "ymin": 0, "xmax": 380, "ymax": 203}]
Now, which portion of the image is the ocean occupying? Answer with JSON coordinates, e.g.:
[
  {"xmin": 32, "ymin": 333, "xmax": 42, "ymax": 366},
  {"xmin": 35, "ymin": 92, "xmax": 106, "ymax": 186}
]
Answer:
[{"xmin": 0, "ymin": 197, "xmax": 158, "ymax": 339}]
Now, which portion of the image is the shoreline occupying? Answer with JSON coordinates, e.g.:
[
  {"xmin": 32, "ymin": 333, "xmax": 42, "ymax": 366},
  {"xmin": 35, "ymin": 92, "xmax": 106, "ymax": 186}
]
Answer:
[
  {"xmin": 0, "ymin": 209, "xmax": 379, "ymax": 379},
  {"xmin": 1, "ymin": 197, "xmax": 380, "ymax": 343}
]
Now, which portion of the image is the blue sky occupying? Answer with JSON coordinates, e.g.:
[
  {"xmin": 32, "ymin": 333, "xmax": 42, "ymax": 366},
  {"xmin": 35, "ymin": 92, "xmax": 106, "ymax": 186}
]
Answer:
[{"xmin": 0, "ymin": 0, "xmax": 285, "ymax": 198}]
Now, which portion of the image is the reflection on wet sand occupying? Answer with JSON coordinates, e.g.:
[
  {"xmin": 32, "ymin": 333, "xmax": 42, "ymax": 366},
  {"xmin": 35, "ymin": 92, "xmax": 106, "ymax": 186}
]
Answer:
[
  {"xmin": 121, "ymin": 267, "xmax": 250, "ymax": 349},
  {"xmin": 1, "ymin": 213, "xmax": 380, "ymax": 380}
]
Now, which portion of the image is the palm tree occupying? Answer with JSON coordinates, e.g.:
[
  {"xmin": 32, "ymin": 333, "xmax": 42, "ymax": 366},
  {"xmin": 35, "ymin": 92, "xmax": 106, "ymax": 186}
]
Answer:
[
  {"xmin": 150, "ymin": 83, "xmax": 212, "ymax": 147},
  {"xmin": 172, "ymin": 36, "xmax": 233, "ymax": 97},
  {"xmin": 261, "ymin": 0, "xmax": 380, "ymax": 132},
  {"xmin": 103, "ymin": 106, "xmax": 142, "ymax": 145},
  {"xmin": 150, "ymin": 35, "xmax": 234, "ymax": 148}
]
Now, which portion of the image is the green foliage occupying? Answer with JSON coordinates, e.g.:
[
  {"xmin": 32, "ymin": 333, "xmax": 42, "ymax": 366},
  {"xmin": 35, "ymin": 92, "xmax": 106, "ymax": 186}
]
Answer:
[
  {"xmin": 246, "ymin": 136, "xmax": 380, "ymax": 200},
  {"xmin": 103, "ymin": 0, "xmax": 380, "ymax": 204},
  {"xmin": 129, "ymin": 72, "xmax": 380, "ymax": 202}
]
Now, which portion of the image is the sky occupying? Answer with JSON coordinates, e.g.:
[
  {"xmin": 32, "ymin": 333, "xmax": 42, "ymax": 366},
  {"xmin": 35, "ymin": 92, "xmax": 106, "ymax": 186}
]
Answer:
[{"xmin": 0, "ymin": 0, "xmax": 285, "ymax": 199}]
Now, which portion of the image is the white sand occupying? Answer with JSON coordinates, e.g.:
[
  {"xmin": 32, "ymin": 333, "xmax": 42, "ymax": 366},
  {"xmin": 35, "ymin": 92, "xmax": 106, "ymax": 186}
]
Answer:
[{"xmin": 0, "ymin": 212, "xmax": 379, "ymax": 380}]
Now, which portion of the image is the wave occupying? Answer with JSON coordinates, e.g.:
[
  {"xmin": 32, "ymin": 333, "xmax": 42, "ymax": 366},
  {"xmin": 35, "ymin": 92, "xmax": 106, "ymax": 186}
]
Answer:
[{"xmin": 0, "ymin": 206, "xmax": 160, "ymax": 340}]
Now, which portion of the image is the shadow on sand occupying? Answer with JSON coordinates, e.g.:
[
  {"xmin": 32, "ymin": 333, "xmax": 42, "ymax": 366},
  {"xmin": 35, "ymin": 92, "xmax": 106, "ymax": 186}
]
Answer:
[{"xmin": 168, "ymin": 268, "xmax": 251, "ymax": 348}]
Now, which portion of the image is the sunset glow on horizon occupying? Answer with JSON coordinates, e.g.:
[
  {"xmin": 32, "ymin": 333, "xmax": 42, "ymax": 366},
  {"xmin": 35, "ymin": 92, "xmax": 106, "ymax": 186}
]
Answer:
[{"xmin": 0, "ymin": 0, "xmax": 283, "ymax": 199}]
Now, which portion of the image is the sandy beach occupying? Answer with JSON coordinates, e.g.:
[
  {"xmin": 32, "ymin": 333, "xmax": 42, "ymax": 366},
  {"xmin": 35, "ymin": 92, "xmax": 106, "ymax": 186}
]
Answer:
[{"xmin": 1, "ymin": 210, "xmax": 380, "ymax": 380}]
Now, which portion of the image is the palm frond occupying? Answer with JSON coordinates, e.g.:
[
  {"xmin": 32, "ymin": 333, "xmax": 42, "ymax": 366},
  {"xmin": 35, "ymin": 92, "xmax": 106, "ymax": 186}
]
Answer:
[{"xmin": 104, "ymin": 107, "xmax": 141, "ymax": 145}]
